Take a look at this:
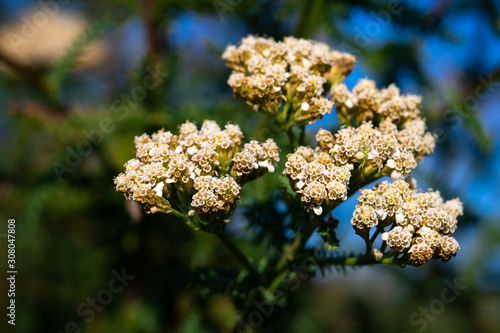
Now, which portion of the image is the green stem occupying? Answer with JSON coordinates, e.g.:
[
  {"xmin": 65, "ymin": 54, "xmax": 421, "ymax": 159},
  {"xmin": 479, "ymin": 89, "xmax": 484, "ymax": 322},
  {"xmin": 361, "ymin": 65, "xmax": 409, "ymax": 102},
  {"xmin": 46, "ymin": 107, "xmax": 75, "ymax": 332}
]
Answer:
[
  {"xmin": 251, "ymin": 223, "xmax": 316, "ymax": 312},
  {"xmin": 157, "ymin": 207, "xmax": 187, "ymax": 219},
  {"xmin": 380, "ymin": 240, "xmax": 388, "ymax": 254},
  {"xmin": 299, "ymin": 125, "xmax": 306, "ymax": 146},
  {"xmin": 357, "ymin": 231, "xmax": 371, "ymax": 255},
  {"xmin": 266, "ymin": 271, "xmax": 288, "ymax": 294},
  {"xmin": 281, "ymin": 102, "xmax": 291, "ymax": 124},
  {"xmin": 286, "ymin": 128, "xmax": 299, "ymax": 149},
  {"xmin": 369, "ymin": 227, "xmax": 382, "ymax": 247},
  {"xmin": 346, "ymin": 169, "xmax": 382, "ymax": 198},
  {"xmin": 285, "ymin": 107, "xmax": 299, "ymax": 130},
  {"xmin": 319, "ymin": 255, "xmax": 404, "ymax": 266},
  {"xmin": 295, "ymin": 0, "xmax": 325, "ymax": 38},
  {"xmin": 272, "ymin": 223, "xmax": 316, "ymax": 279},
  {"xmin": 215, "ymin": 231, "xmax": 260, "ymax": 281}
]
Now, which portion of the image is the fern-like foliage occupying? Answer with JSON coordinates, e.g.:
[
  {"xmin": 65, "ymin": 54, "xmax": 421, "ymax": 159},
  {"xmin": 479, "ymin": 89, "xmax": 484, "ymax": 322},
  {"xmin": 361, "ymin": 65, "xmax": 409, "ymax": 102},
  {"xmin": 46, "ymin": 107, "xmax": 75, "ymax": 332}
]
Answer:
[
  {"xmin": 46, "ymin": 14, "xmax": 118, "ymax": 94},
  {"xmin": 169, "ymin": 267, "xmax": 256, "ymax": 309}
]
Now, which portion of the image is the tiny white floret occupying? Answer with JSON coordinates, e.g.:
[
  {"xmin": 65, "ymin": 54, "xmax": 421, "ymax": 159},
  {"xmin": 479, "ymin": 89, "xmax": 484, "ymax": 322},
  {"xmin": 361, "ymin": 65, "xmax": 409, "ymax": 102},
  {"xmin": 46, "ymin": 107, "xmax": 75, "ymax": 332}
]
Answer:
[
  {"xmin": 313, "ymin": 206, "xmax": 323, "ymax": 215},
  {"xmin": 187, "ymin": 146, "xmax": 198, "ymax": 155},
  {"xmin": 153, "ymin": 182, "xmax": 164, "ymax": 197},
  {"xmin": 387, "ymin": 159, "xmax": 396, "ymax": 169}
]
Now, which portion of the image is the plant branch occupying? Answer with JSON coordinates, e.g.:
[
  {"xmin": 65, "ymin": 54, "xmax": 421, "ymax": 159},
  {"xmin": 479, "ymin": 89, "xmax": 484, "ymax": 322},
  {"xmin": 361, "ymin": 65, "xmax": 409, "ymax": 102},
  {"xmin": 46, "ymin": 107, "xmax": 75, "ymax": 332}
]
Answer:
[
  {"xmin": 157, "ymin": 207, "xmax": 187, "ymax": 219},
  {"xmin": 141, "ymin": 0, "xmax": 166, "ymax": 60},
  {"xmin": 273, "ymin": 223, "xmax": 316, "ymax": 275},
  {"xmin": 295, "ymin": 0, "xmax": 325, "ymax": 38},
  {"xmin": 215, "ymin": 231, "xmax": 260, "ymax": 282},
  {"xmin": 285, "ymin": 128, "xmax": 298, "ymax": 149},
  {"xmin": 367, "ymin": 227, "xmax": 383, "ymax": 254},
  {"xmin": 0, "ymin": 49, "xmax": 64, "ymax": 112},
  {"xmin": 318, "ymin": 255, "xmax": 406, "ymax": 267},
  {"xmin": 298, "ymin": 125, "xmax": 306, "ymax": 146},
  {"xmin": 265, "ymin": 220, "xmax": 317, "ymax": 298}
]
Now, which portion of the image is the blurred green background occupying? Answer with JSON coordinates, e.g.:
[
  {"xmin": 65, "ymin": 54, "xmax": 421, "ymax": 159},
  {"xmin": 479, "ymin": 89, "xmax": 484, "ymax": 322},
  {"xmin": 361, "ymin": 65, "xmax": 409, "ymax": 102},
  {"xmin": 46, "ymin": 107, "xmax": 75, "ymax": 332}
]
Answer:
[{"xmin": 1, "ymin": 0, "xmax": 500, "ymax": 332}]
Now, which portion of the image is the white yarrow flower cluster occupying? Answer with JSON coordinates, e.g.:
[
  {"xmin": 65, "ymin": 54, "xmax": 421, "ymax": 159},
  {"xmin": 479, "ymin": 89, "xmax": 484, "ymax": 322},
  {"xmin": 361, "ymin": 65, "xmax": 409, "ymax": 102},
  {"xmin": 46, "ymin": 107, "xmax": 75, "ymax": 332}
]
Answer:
[
  {"xmin": 283, "ymin": 147, "xmax": 352, "ymax": 215},
  {"xmin": 332, "ymin": 78, "xmax": 423, "ymax": 125},
  {"xmin": 328, "ymin": 79, "xmax": 436, "ymax": 180},
  {"xmin": 316, "ymin": 120, "xmax": 433, "ymax": 180},
  {"xmin": 351, "ymin": 179, "xmax": 463, "ymax": 266},
  {"xmin": 114, "ymin": 120, "xmax": 279, "ymax": 222},
  {"xmin": 223, "ymin": 35, "xmax": 355, "ymax": 125}
]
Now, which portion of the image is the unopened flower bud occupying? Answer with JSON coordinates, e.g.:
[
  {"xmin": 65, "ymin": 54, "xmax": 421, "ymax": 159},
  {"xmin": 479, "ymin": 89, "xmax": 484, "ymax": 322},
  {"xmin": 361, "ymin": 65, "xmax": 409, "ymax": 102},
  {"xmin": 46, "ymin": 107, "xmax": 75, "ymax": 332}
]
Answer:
[{"xmin": 354, "ymin": 152, "xmax": 365, "ymax": 161}]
